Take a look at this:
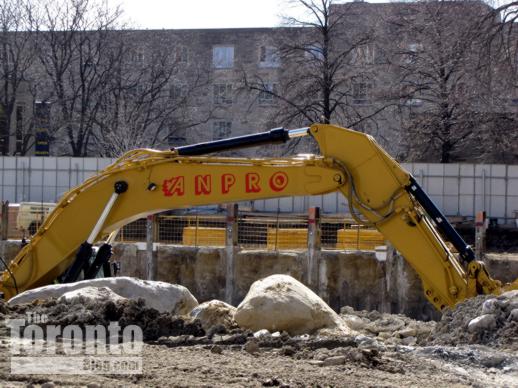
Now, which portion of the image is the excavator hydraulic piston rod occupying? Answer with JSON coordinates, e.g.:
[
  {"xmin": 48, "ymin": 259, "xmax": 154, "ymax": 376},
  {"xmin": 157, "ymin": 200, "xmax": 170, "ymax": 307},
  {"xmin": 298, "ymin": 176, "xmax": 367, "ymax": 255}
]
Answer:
[
  {"xmin": 287, "ymin": 127, "xmax": 310, "ymax": 138},
  {"xmin": 63, "ymin": 181, "xmax": 127, "ymax": 282},
  {"xmin": 174, "ymin": 127, "xmax": 290, "ymax": 155},
  {"xmin": 406, "ymin": 176, "xmax": 475, "ymax": 264}
]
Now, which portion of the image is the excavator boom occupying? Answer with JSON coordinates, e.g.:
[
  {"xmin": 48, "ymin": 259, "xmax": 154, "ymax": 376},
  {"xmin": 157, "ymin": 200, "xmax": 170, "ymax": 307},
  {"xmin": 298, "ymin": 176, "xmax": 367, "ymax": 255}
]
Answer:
[{"xmin": 1, "ymin": 124, "xmax": 516, "ymax": 308}]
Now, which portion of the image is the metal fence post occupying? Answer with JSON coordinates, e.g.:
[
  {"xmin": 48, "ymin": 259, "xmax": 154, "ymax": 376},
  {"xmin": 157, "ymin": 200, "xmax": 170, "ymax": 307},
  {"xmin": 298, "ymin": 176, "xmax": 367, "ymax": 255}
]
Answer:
[
  {"xmin": 225, "ymin": 203, "xmax": 238, "ymax": 304},
  {"xmin": 307, "ymin": 206, "xmax": 321, "ymax": 290},
  {"xmin": 355, "ymin": 224, "xmax": 360, "ymax": 250},
  {"xmin": 274, "ymin": 209, "xmax": 280, "ymax": 251},
  {"xmin": 146, "ymin": 214, "xmax": 156, "ymax": 280},
  {"xmin": 1, "ymin": 201, "xmax": 9, "ymax": 240},
  {"xmin": 153, "ymin": 215, "xmax": 159, "ymax": 242},
  {"xmin": 194, "ymin": 214, "xmax": 198, "ymax": 247},
  {"xmin": 475, "ymin": 210, "xmax": 487, "ymax": 260}
]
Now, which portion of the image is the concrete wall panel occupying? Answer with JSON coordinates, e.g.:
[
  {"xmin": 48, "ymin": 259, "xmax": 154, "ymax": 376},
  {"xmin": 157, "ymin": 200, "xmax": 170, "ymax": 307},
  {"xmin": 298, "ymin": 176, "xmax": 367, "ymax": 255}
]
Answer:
[{"xmin": 1, "ymin": 157, "xmax": 518, "ymax": 222}]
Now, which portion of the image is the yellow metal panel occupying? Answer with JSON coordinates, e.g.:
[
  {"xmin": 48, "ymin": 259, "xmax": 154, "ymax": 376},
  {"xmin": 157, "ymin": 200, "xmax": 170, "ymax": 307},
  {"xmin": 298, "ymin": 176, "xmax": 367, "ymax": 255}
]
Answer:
[
  {"xmin": 336, "ymin": 228, "xmax": 385, "ymax": 250},
  {"xmin": 266, "ymin": 228, "xmax": 307, "ymax": 250},
  {"xmin": 182, "ymin": 227, "xmax": 225, "ymax": 247}
]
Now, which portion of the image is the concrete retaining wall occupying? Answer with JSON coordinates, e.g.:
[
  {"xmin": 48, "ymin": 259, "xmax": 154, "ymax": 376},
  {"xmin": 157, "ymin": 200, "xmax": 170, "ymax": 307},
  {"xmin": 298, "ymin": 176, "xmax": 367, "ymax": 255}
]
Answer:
[
  {"xmin": 2, "ymin": 240, "xmax": 518, "ymax": 321},
  {"xmin": 111, "ymin": 243, "xmax": 440, "ymax": 320}
]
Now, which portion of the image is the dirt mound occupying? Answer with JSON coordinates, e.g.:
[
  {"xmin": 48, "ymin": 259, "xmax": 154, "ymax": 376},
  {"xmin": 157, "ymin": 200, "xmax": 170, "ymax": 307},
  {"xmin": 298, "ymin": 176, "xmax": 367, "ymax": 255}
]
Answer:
[
  {"xmin": 8, "ymin": 297, "xmax": 204, "ymax": 341},
  {"xmin": 428, "ymin": 291, "xmax": 518, "ymax": 350}
]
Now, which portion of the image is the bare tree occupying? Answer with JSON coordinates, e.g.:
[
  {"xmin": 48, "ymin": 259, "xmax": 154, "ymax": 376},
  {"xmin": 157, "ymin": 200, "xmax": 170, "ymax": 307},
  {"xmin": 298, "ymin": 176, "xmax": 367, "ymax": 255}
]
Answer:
[
  {"xmin": 30, "ymin": 0, "xmax": 123, "ymax": 156},
  {"xmin": 92, "ymin": 32, "xmax": 212, "ymax": 156},
  {"xmin": 0, "ymin": 0, "xmax": 37, "ymax": 155},
  {"xmin": 25, "ymin": 0, "xmax": 213, "ymax": 157},
  {"xmin": 244, "ymin": 0, "xmax": 392, "ymax": 132},
  {"xmin": 471, "ymin": 1, "xmax": 518, "ymax": 163},
  {"xmin": 387, "ymin": 0, "xmax": 500, "ymax": 163}
]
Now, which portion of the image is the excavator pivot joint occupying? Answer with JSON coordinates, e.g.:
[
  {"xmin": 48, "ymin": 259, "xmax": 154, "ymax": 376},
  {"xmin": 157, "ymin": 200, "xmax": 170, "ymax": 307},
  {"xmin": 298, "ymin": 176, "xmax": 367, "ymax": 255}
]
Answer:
[{"xmin": 114, "ymin": 181, "xmax": 128, "ymax": 194}]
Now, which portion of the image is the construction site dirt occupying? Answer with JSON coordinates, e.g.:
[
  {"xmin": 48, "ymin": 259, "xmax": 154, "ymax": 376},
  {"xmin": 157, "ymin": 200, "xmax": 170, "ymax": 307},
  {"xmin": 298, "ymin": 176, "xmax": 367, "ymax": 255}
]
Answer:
[{"xmin": 0, "ymin": 288, "xmax": 516, "ymax": 388}]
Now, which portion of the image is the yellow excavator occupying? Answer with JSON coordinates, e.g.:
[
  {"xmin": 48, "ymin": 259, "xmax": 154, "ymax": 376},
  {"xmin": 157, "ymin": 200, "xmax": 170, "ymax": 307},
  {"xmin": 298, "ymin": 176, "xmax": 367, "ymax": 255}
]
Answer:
[{"xmin": 1, "ymin": 124, "xmax": 517, "ymax": 309}]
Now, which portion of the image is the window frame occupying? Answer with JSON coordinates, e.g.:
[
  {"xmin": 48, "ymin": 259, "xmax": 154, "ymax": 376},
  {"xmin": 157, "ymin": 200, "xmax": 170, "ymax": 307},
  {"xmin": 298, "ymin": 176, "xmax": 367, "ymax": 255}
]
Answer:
[
  {"xmin": 351, "ymin": 44, "xmax": 376, "ymax": 65},
  {"xmin": 352, "ymin": 81, "xmax": 372, "ymax": 105},
  {"xmin": 212, "ymin": 121, "xmax": 232, "ymax": 140},
  {"xmin": 213, "ymin": 46, "xmax": 235, "ymax": 69},
  {"xmin": 213, "ymin": 83, "xmax": 233, "ymax": 105},
  {"xmin": 258, "ymin": 83, "xmax": 278, "ymax": 105},
  {"xmin": 259, "ymin": 46, "xmax": 281, "ymax": 68}
]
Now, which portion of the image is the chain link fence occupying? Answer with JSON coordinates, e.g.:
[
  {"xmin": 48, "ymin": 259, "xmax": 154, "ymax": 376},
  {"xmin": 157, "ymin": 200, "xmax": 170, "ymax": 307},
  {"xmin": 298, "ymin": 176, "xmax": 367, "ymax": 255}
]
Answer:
[
  {"xmin": 238, "ymin": 213, "xmax": 308, "ymax": 250},
  {"xmin": 157, "ymin": 214, "xmax": 226, "ymax": 247},
  {"xmin": 1, "ymin": 202, "xmax": 387, "ymax": 251},
  {"xmin": 115, "ymin": 210, "xmax": 384, "ymax": 251}
]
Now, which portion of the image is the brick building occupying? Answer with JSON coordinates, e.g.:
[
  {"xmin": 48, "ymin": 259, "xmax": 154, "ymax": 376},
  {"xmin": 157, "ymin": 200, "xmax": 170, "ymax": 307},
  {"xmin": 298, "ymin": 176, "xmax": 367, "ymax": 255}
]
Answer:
[{"xmin": 0, "ymin": 1, "xmax": 515, "ymax": 162}]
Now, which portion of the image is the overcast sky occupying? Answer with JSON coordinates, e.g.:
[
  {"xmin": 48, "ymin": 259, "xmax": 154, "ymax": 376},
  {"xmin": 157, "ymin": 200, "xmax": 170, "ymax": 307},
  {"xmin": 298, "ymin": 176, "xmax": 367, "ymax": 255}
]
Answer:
[
  {"xmin": 116, "ymin": 0, "xmax": 286, "ymax": 29},
  {"xmin": 114, "ymin": 0, "xmax": 504, "ymax": 30}
]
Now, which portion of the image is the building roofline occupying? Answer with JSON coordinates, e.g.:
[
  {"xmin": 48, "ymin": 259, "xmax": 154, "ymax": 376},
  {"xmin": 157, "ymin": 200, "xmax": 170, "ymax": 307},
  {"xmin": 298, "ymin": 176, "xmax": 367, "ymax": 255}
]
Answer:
[{"xmin": 121, "ymin": 26, "xmax": 295, "ymax": 33}]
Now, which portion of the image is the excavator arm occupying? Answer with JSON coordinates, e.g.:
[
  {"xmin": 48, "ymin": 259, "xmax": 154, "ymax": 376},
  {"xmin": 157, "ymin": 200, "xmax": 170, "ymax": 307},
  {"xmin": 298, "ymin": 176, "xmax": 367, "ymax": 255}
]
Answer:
[
  {"xmin": 0, "ymin": 134, "xmax": 347, "ymax": 298},
  {"xmin": 1, "ymin": 124, "xmax": 516, "ymax": 308}
]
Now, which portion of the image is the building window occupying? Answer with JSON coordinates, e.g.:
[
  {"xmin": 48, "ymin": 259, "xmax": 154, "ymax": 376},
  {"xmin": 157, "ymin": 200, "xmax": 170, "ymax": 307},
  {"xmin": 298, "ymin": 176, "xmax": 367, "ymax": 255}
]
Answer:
[
  {"xmin": 176, "ymin": 46, "xmax": 188, "ymax": 63},
  {"xmin": 213, "ymin": 121, "xmax": 232, "ymax": 140},
  {"xmin": 131, "ymin": 50, "xmax": 144, "ymax": 63},
  {"xmin": 170, "ymin": 83, "xmax": 186, "ymax": 100},
  {"xmin": 258, "ymin": 83, "xmax": 278, "ymax": 104},
  {"xmin": 213, "ymin": 84, "xmax": 233, "ymax": 105},
  {"xmin": 404, "ymin": 98, "xmax": 423, "ymax": 107},
  {"xmin": 129, "ymin": 83, "xmax": 146, "ymax": 96},
  {"xmin": 0, "ymin": 50, "xmax": 13, "ymax": 65},
  {"xmin": 352, "ymin": 82, "xmax": 371, "ymax": 104},
  {"xmin": 408, "ymin": 43, "xmax": 423, "ymax": 52},
  {"xmin": 305, "ymin": 43, "xmax": 324, "ymax": 61},
  {"xmin": 351, "ymin": 44, "xmax": 375, "ymax": 65},
  {"xmin": 213, "ymin": 46, "xmax": 234, "ymax": 69},
  {"xmin": 259, "ymin": 46, "xmax": 280, "ymax": 67},
  {"xmin": 405, "ymin": 43, "xmax": 423, "ymax": 63},
  {"xmin": 401, "ymin": 84, "xmax": 423, "ymax": 107},
  {"xmin": 34, "ymin": 101, "xmax": 50, "ymax": 156}
]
